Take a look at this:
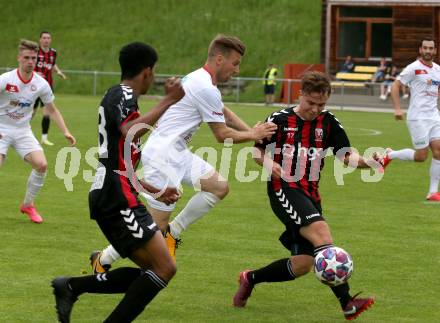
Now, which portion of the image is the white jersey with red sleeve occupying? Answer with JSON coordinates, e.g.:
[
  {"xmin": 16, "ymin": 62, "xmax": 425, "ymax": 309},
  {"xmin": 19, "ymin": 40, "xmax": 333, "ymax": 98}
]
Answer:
[
  {"xmin": 0, "ymin": 69, "xmax": 54, "ymax": 128},
  {"xmin": 397, "ymin": 60, "xmax": 440, "ymax": 121},
  {"xmin": 144, "ymin": 67, "xmax": 225, "ymax": 152}
]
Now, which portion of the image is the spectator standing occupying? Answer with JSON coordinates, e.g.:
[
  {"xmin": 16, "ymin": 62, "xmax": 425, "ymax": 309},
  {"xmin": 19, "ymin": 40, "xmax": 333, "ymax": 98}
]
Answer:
[{"xmin": 263, "ymin": 63, "xmax": 278, "ymax": 105}]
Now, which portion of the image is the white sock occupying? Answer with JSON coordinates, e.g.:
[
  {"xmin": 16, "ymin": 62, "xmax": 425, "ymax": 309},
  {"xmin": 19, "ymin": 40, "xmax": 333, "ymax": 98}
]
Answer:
[
  {"xmin": 169, "ymin": 191, "xmax": 220, "ymax": 238},
  {"xmin": 388, "ymin": 149, "xmax": 415, "ymax": 161},
  {"xmin": 23, "ymin": 169, "xmax": 46, "ymax": 206},
  {"xmin": 100, "ymin": 245, "xmax": 121, "ymax": 266},
  {"xmin": 42, "ymin": 134, "xmax": 48, "ymax": 141},
  {"xmin": 428, "ymin": 158, "xmax": 440, "ymax": 194}
]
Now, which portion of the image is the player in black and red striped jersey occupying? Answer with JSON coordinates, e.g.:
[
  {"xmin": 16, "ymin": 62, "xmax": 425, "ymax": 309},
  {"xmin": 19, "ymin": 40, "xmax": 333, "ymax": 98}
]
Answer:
[
  {"xmin": 51, "ymin": 42, "xmax": 184, "ymax": 322},
  {"xmin": 33, "ymin": 31, "xmax": 66, "ymax": 146},
  {"xmin": 233, "ymin": 72, "xmax": 379, "ymax": 320}
]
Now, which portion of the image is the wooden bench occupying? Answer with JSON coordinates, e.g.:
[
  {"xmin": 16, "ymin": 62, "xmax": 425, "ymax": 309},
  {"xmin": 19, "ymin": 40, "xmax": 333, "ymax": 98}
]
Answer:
[
  {"xmin": 354, "ymin": 66, "xmax": 377, "ymax": 74},
  {"xmin": 332, "ymin": 70, "xmax": 376, "ymax": 94},
  {"xmin": 331, "ymin": 81, "xmax": 365, "ymax": 88},
  {"xmin": 335, "ymin": 72, "xmax": 373, "ymax": 82}
]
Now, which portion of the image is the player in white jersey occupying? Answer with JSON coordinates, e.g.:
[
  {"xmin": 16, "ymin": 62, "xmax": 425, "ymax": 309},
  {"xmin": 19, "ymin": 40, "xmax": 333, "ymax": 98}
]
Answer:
[
  {"xmin": 381, "ymin": 37, "xmax": 440, "ymax": 201},
  {"xmin": 89, "ymin": 34, "xmax": 277, "ymax": 273},
  {"xmin": 0, "ymin": 40, "xmax": 76, "ymax": 223}
]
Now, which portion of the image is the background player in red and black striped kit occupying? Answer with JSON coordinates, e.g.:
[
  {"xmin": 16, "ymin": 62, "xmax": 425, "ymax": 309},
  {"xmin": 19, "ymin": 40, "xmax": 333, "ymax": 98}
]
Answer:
[
  {"xmin": 34, "ymin": 31, "xmax": 66, "ymax": 146},
  {"xmin": 233, "ymin": 72, "xmax": 379, "ymax": 320},
  {"xmin": 51, "ymin": 42, "xmax": 184, "ymax": 322}
]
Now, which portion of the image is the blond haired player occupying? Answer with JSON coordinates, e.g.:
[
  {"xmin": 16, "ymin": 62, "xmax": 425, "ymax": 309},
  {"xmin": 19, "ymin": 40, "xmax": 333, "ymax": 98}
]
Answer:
[{"xmin": 0, "ymin": 39, "xmax": 76, "ymax": 223}]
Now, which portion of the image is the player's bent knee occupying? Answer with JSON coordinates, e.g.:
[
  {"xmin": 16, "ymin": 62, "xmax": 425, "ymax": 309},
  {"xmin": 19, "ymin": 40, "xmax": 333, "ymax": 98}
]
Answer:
[
  {"xmin": 153, "ymin": 259, "xmax": 177, "ymax": 281},
  {"xmin": 300, "ymin": 221, "xmax": 333, "ymax": 246},
  {"xmin": 35, "ymin": 162, "xmax": 48, "ymax": 173},
  {"xmin": 291, "ymin": 255, "xmax": 314, "ymax": 277},
  {"xmin": 217, "ymin": 181, "xmax": 229, "ymax": 199},
  {"xmin": 208, "ymin": 180, "xmax": 229, "ymax": 199},
  {"xmin": 162, "ymin": 262, "xmax": 177, "ymax": 280},
  {"xmin": 414, "ymin": 149, "xmax": 428, "ymax": 162},
  {"xmin": 414, "ymin": 154, "xmax": 427, "ymax": 162},
  {"xmin": 431, "ymin": 150, "xmax": 440, "ymax": 160}
]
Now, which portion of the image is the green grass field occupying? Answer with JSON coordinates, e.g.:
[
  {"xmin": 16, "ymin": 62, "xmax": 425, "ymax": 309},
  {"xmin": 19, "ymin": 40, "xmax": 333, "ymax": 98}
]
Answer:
[{"xmin": 1, "ymin": 94, "xmax": 439, "ymax": 322}]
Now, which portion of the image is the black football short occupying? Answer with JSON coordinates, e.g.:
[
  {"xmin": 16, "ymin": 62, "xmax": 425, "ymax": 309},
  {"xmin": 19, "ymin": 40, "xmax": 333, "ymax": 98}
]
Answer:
[
  {"xmin": 268, "ymin": 185, "xmax": 325, "ymax": 256},
  {"xmin": 33, "ymin": 97, "xmax": 44, "ymax": 109},
  {"xmin": 34, "ymin": 84, "xmax": 53, "ymax": 109},
  {"xmin": 264, "ymin": 84, "xmax": 275, "ymax": 94},
  {"xmin": 95, "ymin": 205, "xmax": 159, "ymax": 258}
]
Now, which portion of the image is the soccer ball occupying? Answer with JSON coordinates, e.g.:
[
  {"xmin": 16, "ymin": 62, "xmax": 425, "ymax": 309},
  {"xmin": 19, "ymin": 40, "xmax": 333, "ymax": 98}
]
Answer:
[{"xmin": 314, "ymin": 246, "xmax": 353, "ymax": 286}]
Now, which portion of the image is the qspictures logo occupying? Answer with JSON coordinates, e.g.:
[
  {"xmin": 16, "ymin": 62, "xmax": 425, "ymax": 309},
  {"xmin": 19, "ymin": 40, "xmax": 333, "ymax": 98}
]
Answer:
[{"xmin": 54, "ymin": 123, "xmax": 385, "ymax": 192}]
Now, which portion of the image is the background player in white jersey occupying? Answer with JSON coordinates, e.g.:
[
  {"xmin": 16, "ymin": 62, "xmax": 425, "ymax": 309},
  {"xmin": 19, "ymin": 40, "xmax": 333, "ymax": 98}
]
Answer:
[
  {"xmin": 90, "ymin": 34, "xmax": 277, "ymax": 273},
  {"xmin": 382, "ymin": 37, "xmax": 440, "ymax": 201},
  {"xmin": 0, "ymin": 40, "xmax": 76, "ymax": 223}
]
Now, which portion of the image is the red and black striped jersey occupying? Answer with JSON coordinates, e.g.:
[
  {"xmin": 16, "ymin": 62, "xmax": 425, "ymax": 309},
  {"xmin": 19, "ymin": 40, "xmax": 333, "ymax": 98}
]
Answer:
[
  {"xmin": 34, "ymin": 48, "xmax": 57, "ymax": 87},
  {"xmin": 255, "ymin": 107, "xmax": 350, "ymax": 204},
  {"xmin": 89, "ymin": 84, "xmax": 142, "ymax": 218}
]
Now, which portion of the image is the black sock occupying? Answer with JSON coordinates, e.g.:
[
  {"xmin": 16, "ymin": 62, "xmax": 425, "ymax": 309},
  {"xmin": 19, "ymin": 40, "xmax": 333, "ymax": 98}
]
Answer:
[
  {"xmin": 104, "ymin": 270, "xmax": 167, "ymax": 323},
  {"xmin": 313, "ymin": 245, "xmax": 351, "ymax": 308},
  {"xmin": 247, "ymin": 258, "xmax": 296, "ymax": 284},
  {"xmin": 42, "ymin": 115, "xmax": 50, "ymax": 135},
  {"xmin": 314, "ymin": 244, "xmax": 334, "ymax": 257},
  {"xmin": 68, "ymin": 267, "xmax": 142, "ymax": 295},
  {"xmin": 331, "ymin": 283, "xmax": 351, "ymax": 308}
]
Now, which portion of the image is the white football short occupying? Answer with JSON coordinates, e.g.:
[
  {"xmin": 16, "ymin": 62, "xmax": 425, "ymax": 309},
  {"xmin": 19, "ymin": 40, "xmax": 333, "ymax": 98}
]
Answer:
[
  {"xmin": 407, "ymin": 119, "xmax": 440, "ymax": 149},
  {"xmin": 141, "ymin": 147, "xmax": 214, "ymax": 211},
  {"xmin": 0, "ymin": 126, "xmax": 42, "ymax": 159}
]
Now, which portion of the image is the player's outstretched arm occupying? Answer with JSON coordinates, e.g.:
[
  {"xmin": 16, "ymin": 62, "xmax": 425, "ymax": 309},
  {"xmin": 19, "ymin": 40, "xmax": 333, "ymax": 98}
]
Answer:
[
  {"xmin": 223, "ymin": 107, "xmax": 268, "ymax": 144},
  {"xmin": 120, "ymin": 77, "xmax": 184, "ymax": 139},
  {"xmin": 44, "ymin": 102, "xmax": 76, "ymax": 146},
  {"xmin": 340, "ymin": 150, "xmax": 382, "ymax": 170},
  {"xmin": 390, "ymin": 79, "xmax": 404, "ymax": 120},
  {"xmin": 208, "ymin": 121, "xmax": 277, "ymax": 144},
  {"xmin": 253, "ymin": 147, "xmax": 283, "ymax": 179},
  {"xmin": 139, "ymin": 179, "xmax": 181, "ymax": 206},
  {"xmin": 223, "ymin": 106, "xmax": 251, "ymax": 131},
  {"xmin": 54, "ymin": 64, "xmax": 67, "ymax": 80}
]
